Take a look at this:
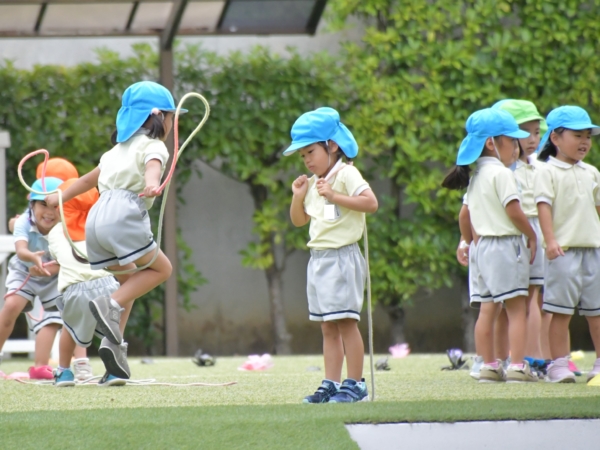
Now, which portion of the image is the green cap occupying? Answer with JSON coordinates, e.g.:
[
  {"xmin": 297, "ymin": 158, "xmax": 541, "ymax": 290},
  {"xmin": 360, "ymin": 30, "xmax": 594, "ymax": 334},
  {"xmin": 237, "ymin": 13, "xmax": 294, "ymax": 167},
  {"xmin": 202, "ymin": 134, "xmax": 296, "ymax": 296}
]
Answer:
[{"xmin": 493, "ymin": 99, "xmax": 548, "ymax": 135}]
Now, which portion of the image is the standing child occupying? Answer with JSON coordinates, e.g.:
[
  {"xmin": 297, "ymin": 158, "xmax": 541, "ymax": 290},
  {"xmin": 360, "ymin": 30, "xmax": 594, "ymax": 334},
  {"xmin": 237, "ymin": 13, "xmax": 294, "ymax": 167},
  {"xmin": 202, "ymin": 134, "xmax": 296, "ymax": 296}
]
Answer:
[
  {"xmin": 49, "ymin": 179, "xmax": 125, "ymax": 387},
  {"xmin": 286, "ymin": 107, "xmax": 378, "ymax": 403},
  {"xmin": 442, "ymin": 108, "xmax": 538, "ymax": 383},
  {"xmin": 0, "ymin": 177, "xmax": 62, "ymax": 379},
  {"xmin": 535, "ymin": 105, "xmax": 600, "ymax": 383},
  {"xmin": 46, "ymin": 81, "xmax": 176, "ymax": 374},
  {"xmin": 494, "ymin": 99, "xmax": 550, "ymax": 369}
]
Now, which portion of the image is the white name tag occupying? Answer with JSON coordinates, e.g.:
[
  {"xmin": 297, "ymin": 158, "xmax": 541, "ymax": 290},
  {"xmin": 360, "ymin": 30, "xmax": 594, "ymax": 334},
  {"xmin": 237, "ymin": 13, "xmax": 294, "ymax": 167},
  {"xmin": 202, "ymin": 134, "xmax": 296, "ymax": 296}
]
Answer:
[{"xmin": 324, "ymin": 203, "xmax": 340, "ymax": 221}]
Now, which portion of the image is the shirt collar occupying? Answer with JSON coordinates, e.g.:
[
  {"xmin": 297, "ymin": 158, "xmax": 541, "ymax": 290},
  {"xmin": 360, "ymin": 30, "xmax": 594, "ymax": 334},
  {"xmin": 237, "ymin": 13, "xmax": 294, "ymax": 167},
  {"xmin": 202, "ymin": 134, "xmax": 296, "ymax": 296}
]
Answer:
[
  {"xmin": 476, "ymin": 156, "xmax": 505, "ymax": 167},
  {"xmin": 547, "ymin": 156, "xmax": 585, "ymax": 169}
]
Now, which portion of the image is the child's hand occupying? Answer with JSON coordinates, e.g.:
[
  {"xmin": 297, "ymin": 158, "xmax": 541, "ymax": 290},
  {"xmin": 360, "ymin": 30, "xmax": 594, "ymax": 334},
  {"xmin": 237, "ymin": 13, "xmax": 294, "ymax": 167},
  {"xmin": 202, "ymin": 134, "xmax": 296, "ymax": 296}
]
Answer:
[
  {"xmin": 316, "ymin": 179, "xmax": 335, "ymax": 202},
  {"xmin": 545, "ymin": 239, "xmax": 564, "ymax": 260},
  {"xmin": 292, "ymin": 175, "xmax": 309, "ymax": 197},
  {"xmin": 527, "ymin": 236, "xmax": 537, "ymax": 264},
  {"xmin": 143, "ymin": 185, "xmax": 161, "ymax": 198},
  {"xmin": 29, "ymin": 251, "xmax": 51, "ymax": 276},
  {"xmin": 456, "ymin": 242, "xmax": 469, "ymax": 267},
  {"xmin": 45, "ymin": 194, "xmax": 59, "ymax": 207}
]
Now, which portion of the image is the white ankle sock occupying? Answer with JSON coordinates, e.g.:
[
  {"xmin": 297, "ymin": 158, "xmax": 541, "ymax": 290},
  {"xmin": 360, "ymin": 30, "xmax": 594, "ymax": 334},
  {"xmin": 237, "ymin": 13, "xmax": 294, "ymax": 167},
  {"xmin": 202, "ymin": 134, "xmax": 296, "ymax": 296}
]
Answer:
[{"xmin": 110, "ymin": 298, "xmax": 121, "ymax": 309}]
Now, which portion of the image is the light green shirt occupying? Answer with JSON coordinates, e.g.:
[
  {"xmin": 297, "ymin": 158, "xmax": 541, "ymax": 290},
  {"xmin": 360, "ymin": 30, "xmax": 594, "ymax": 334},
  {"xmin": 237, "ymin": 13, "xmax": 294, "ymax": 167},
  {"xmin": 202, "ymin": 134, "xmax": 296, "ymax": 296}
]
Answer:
[
  {"xmin": 534, "ymin": 156, "xmax": 600, "ymax": 248},
  {"xmin": 304, "ymin": 162, "xmax": 370, "ymax": 249},
  {"xmin": 98, "ymin": 134, "xmax": 169, "ymax": 209}
]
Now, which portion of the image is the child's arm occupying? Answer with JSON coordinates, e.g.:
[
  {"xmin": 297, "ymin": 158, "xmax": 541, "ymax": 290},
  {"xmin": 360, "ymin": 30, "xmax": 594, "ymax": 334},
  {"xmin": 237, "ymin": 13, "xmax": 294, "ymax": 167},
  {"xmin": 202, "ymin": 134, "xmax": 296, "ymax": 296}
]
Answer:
[
  {"xmin": 45, "ymin": 167, "xmax": 100, "ymax": 207},
  {"xmin": 316, "ymin": 180, "xmax": 378, "ymax": 213},
  {"xmin": 143, "ymin": 159, "xmax": 162, "ymax": 198},
  {"xmin": 290, "ymin": 175, "xmax": 310, "ymax": 227},
  {"xmin": 15, "ymin": 241, "xmax": 51, "ymax": 276},
  {"xmin": 538, "ymin": 202, "xmax": 564, "ymax": 260},
  {"xmin": 458, "ymin": 205, "xmax": 472, "ymax": 243},
  {"xmin": 505, "ymin": 199, "xmax": 537, "ymax": 264}
]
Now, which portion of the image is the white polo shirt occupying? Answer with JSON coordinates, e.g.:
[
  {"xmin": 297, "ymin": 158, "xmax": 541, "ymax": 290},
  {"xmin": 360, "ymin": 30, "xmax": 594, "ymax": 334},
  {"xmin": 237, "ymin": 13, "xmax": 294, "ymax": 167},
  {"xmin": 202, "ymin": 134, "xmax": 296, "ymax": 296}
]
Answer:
[
  {"xmin": 466, "ymin": 157, "xmax": 521, "ymax": 237},
  {"xmin": 98, "ymin": 134, "xmax": 169, "ymax": 209},
  {"xmin": 513, "ymin": 156, "xmax": 541, "ymax": 218},
  {"xmin": 535, "ymin": 156, "xmax": 600, "ymax": 248}
]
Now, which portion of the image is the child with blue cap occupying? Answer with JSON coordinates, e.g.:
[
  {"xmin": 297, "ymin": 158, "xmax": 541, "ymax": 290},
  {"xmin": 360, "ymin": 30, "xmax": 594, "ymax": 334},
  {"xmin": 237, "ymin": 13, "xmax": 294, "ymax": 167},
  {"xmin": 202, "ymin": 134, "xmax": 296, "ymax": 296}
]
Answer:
[
  {"xmin": 46, "ymin": 81, "xmax": 180, "ymax": 377},
  {"xmin": 0, "ymin": 177, "xmax": 63, "ymax": 379},
  {"xmin": 443, "ymin": 108, "xmax": 539, "ymax": 383},
  {"xmin": 534, "ymin": 105, "xmax": 600, "ymax": 383},
  {"xmin": 286, "ymin": 107, "xmax": 378, "ymax": 403}
]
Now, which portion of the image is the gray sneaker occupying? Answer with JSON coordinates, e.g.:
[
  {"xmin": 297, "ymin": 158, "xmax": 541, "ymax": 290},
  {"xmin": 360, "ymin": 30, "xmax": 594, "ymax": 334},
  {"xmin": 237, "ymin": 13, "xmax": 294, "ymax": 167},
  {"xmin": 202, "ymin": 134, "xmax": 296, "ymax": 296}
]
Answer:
[
  {"xmin": 89, "ymin": 296, "xmax": 123, "ymax": 345},
  {"xmin": 98, "ymin": 338, "xmax": 131, "ymax": 379}
]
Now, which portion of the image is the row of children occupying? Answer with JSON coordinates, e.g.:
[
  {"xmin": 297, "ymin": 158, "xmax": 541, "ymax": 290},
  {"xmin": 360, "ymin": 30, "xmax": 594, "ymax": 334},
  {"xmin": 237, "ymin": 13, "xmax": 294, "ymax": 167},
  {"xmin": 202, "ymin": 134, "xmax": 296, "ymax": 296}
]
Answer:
[
  {"xmin": 443, "ymin": 100, "xmax": 600, "ymax": 383},
  {"xmin": 0, "ymin": 81, "xmax": 176, "ymax": 385}
]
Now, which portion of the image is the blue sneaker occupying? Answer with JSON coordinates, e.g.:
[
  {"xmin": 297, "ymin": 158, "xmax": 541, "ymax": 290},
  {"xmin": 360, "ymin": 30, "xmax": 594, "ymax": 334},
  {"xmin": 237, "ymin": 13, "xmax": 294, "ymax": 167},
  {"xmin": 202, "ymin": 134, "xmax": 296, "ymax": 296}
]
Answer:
[
  {"xmin": 329, "ymin": 378, "xmax": 369, "ymax": 403},
  {"xmin": 97, "ymin": 372, "xmax": 126, "ymax": 387},
  {"xmin": 303, "ymin": 380, "xmax": 338, "ymax": 404},
  {"xmin": 54, "ymin": 369, "xmax": 76, "ymax": 387}
]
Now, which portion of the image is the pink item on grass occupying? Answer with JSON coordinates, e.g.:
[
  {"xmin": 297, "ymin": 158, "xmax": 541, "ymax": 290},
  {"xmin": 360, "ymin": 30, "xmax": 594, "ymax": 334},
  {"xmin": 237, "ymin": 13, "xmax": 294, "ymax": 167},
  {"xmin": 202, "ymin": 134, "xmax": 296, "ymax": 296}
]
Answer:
[
  {"xmin": 28, "ymin": 365, "xmax": 54, "ymax": 380},
  {"xmin": 389, "ymin": 343, "xmax": 410, "ymax": 358},
  {"xmin": 238, "ymin": 354, "xmax": 274, "ymax": 371},
  {"xmin": 6, "ymin": 372, "xmax": 30, "ymax": 380}
]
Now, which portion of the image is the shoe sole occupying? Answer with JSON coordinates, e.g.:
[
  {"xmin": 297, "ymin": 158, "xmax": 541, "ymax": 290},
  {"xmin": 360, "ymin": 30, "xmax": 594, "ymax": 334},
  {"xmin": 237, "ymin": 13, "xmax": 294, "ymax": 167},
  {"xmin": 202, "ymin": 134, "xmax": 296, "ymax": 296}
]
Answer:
[
  {"xmin": 98, "ymin": 379, "xmax": 126, "ymax": 387},
  {"xmin": 545, "ymin": 377, "xmax": 576, "ymax": 383},
  {"xmin": 469, "ymin": 372, "xmax": 480, "ymax": 380},
  {"xmin": 89, "ymin": 301, "xmax": 122, "ymax": 345},
  {"xmin": 55, "ymin": 381, "xmax": 76, "ymax": 387},
  {"xmin": 479, "ymin": 378, "xmax": 505, "ymax": 383},
  {"xmin": 98, "ymin": 346, "xmax": 131, "ymax": 379}
]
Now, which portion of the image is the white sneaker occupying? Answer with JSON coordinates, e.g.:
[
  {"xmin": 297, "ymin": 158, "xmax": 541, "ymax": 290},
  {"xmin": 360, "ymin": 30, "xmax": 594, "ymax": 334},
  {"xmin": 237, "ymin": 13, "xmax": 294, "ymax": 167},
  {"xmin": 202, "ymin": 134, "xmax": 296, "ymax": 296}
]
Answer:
[
  {"xmin": 546, "ymin": 357, "xmax": 576, "ymax": 383},
  {"xmin": 73, "ymin": 358, "xmax": 93, "ymax": 381},
  {"xmin": 506, "ymin": 361, "xmax": 538, "ymax": 383},
  {"xmin": 587, "ymin": 358, "xmax": 600, "ymax": 382},
  {"xmin": 479, "ymin": 360, "xmax": 506, "ymax": 383},
  {"xmin": 470, "ymin": 355, "xmax": 484, "ymax": 380}
]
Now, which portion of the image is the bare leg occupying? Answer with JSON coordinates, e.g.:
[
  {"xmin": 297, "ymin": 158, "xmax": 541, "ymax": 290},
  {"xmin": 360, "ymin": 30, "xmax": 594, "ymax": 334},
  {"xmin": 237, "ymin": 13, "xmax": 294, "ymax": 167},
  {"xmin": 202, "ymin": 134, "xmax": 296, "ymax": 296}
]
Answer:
[
  {"xmin": 539, "ymin": 291, "xmax": 552, "ymax": 359},
  {"xmin": 0, "ymin": 295, "xmax": 29, "ymax": 348},
  {"xmin": 586, "ymin": 316, "xmax": 600, "ymax": 359},
  {"xmin": 59, "ymin": 330, "xmax": 77, "ymax": 369},
  {"xmin": 504, "ymin": 295, "xmax": 528, "ymax": 364},
  {"xmin": 475, "ymin": 302, "xmax": 501, "ymax": 363},
  {"xmin": 108, "ymin": 250, "xmax": 172, "ymax": 308},
  {"xmin": 321, "ymin": 322, "xmax": 343, "ymax": 382},
  {"xmin": 494, "ymin": 308, "xmax": 510, "ymax": 361},
  {"xmin": 525, "ymin": 286, "xmax": 542, "ymax": 358},
  {"xmin": 73, "ymin": 346, "xmax": 87, "ymax": 358},
  {"xmin": 549, "ymin": 313, "xmax": 571, "ymax": 359},
  {"xmin": 337, "ymin": 319, "xmax": 364, "ymax": 381},
  {"xmin": 34, "ymin": 323, "xmax": 60, "ymax": 366}
]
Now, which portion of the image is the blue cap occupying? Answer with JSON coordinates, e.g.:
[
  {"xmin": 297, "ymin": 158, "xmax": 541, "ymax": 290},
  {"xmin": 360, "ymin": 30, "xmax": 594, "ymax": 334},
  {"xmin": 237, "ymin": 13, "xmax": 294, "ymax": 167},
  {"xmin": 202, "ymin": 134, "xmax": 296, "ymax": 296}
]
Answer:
[
  {"xmin": 537, "ymin": 105, "xmax": 600, "ymax": 152},
  {"xmin": 457, "ymin": 108, "xmax": 530, "ymax": 165},
  {"xmin": 283, "ymin": 107, "xmax": 358, "ymax": 158},
  {"xmin": 116, "ymin": 81, "xmax": 187, "ymax": 143},
  {"xmin": 30, "ymin": 177, "xmax": 63, "ymax": 201}
]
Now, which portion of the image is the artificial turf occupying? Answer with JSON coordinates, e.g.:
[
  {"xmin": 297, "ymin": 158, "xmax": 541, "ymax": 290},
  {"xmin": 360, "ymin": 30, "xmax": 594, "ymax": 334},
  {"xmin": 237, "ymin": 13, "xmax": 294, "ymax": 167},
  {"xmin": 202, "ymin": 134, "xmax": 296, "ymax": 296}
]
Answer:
[{"xmin": 1, "ymin": 353, "xmax": 599, "ymax": 449}]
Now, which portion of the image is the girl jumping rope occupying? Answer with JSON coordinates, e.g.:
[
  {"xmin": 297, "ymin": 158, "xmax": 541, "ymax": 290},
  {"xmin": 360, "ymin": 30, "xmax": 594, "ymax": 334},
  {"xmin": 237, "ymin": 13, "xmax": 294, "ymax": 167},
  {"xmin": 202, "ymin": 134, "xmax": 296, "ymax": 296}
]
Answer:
[
  {"xmin": 286, "ymin": 107, "xmax": 378, "ymax": 403},
  {"xmin": 49, "ymin": 179, "xmax": 125, "ymax": 386},
  {"xmin": 442, "ymin": 108, "xmax": 538, "ymax": 383},
  {"xmin": 46, "ymin": 81, "xmax": 178, "ymax": 374},
  {"xmin": 535, "ymin": 105, "xmax": 600, "ymax": 383}
]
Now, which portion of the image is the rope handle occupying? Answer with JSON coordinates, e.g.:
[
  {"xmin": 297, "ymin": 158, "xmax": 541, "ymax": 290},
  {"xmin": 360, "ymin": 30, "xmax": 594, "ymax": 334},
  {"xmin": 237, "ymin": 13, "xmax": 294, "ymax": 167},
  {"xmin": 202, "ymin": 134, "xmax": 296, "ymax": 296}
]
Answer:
[{"xmin": 17, "ymin": 93, "xmax": 210, "ymax": 275}]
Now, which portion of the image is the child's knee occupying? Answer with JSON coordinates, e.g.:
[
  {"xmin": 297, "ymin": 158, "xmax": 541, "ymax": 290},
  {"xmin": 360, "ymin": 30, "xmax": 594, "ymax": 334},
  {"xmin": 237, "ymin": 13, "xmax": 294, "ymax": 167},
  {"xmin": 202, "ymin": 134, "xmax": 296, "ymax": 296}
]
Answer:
[
  {"xmin": 321, "ymin": 321, "xmax": 340, "ymax": 338},
  {"xmin": 1, "ymin": 297, "xmax": 27, "ymax": 321}
]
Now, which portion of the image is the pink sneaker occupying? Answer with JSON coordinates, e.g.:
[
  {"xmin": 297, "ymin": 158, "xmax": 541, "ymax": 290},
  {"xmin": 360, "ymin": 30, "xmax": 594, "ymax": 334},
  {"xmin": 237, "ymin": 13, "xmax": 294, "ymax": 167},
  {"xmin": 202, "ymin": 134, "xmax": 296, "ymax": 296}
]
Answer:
[
  {"xmin": 28, "ymin": 365, "xmax": 54, "ymax": 380},
  {"xmin": 546, "ymin": 357, "xmax": 576, "ymax": 383},
  {"xmin": 587, "ymin": 358, "xmax": 600, "ymax": 382}
]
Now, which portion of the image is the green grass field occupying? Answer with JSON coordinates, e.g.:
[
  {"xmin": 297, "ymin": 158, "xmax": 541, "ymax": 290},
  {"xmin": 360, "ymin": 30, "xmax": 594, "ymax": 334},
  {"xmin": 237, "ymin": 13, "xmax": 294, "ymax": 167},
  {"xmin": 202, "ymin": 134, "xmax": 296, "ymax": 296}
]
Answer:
[{"xmin": 1, "ymin": 353, "xmax": 600, "ymax": 449}]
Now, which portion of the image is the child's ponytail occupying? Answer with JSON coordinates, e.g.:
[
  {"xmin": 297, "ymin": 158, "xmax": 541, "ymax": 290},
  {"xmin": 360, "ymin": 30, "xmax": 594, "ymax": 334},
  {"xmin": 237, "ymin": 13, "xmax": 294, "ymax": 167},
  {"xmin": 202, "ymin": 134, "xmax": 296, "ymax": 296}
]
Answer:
[
  {"xmin": 441, "ymin": 165, "xmax": 471, "ymax": 190},
  {"xmin": 538, "ymin": 127, "xmax": 564, "ymax": 162}
]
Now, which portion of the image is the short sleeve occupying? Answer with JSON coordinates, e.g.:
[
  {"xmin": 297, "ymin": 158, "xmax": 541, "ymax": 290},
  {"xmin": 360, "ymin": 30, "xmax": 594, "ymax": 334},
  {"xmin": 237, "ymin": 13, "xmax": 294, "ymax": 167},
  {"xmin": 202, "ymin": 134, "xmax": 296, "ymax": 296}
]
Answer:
[
  {"xmin": 462, "ymin": 193, "xmax": 468, "ymax": 206},
  {"xmin": 13, "ymin": 213, "xmax": 30, "ymax": 242},
  {"xmin": 143, "ymin": 140, "xmax": 170, "ymax": 168},
  {"xmin": 342, "ymin": 166, "xmax": 369, "ymax": 197},
  {"xmin": 534, "ymin": 165, "xmax": 555, "ymax": 206},
  {"xmin": 494, "ymin": 169, "xmax": 520, "ymax": 208}
]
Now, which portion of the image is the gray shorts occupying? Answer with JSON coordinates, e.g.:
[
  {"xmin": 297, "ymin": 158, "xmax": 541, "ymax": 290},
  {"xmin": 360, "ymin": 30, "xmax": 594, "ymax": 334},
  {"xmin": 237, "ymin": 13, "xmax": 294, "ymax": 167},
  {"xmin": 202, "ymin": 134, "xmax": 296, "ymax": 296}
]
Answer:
[
  {"xmin": 57, "ymin": 276, "xmax": 119, "ymax": 347},
  {"xmin": 25, "ymin": 299, "xmax": 63, "ymax": 334},
  {"xmin": 468, "ymin": 241, "xmax": 481, "ymax": 309},
  {"xmin": 5, "ymin": 255, "xmax": 61, "ymax": 312},
  {"xmin": 543, "ymin": 248, "xmax": 600, "ymax": 316},
  {"xmin": 528, "ymin": 217, "xmax": 544, "ymax": 285},
  {"xmin": 86, "ymin": 189, "xmax": 156, "ymax": 270},
  {"xmin": 474, "ymin": 236, "xmax": 529, "ymax": 303},
  {"xmin": 307, "ymin": 243, "xmax": 366, "ymax": 322}
]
